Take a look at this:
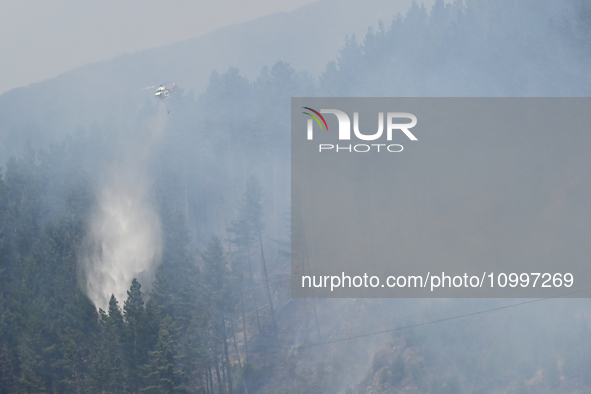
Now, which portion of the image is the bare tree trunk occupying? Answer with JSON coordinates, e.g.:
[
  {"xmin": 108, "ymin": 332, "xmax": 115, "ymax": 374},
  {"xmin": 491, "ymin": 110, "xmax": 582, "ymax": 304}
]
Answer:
[
  {"xmin": 258, "ymin": 231, "xmax": 277, "ymax": 331},
  {"xmin": 312, "ymin": 298, "xmax": 321, "ymax": 341},
  {"xmin": 220, "ymin": 347, "xmax": 227, "ymax": 394},
  {"xmin": 240, "ymin": 286, "xmax": 249, "ymax": 364},
  {"xmin": 222, "ymin": 319, "xmax": 233, "ymax": 394},
  {"xmin": 304, "ymin": 298, "xmax": 310, "ymax": 345},
  {"xmin": 246, "ymin": 244, "xmax": 262, "ymax": 334},
  {"xmin": 303, "ymin": 234, "xmax": 321, "ymax": 340},
  {"xmin": 273, "ymin": 154, "xmax": 278, "ymax": 240},
  {"xmin": 215, "ymin": 355, "xmax": 224, "ymax": 394},
  {"xmin": 230, "ymin": 319, "xmax": 249, "ymax": 394},
  {"xmin": 184, "ymin": 163, "xmax": 189, "ymax": 224},
  {"xmin": 207, "ymin": 365, "xmax": 213, "ymax": 394}
]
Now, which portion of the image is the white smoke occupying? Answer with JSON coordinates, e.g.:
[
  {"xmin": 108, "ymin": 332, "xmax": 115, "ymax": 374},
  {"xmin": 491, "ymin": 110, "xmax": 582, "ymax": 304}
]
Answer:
[{"xmin": 81, "ymin": 109, "xmax": 167, "ymax": 310}]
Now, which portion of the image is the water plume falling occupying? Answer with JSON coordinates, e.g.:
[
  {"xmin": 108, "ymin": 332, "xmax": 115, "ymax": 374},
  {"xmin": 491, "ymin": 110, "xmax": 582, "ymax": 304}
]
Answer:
[{"xmin": 81, "ymin": 110, "xmax": 167, "ymax": 310}]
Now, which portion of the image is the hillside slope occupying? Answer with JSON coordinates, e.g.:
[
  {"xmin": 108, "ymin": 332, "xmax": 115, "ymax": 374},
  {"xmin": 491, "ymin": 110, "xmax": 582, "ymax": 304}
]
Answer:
[{"xmin": 0, "ymin": 0, "xmax": 435, "ymax": 163}]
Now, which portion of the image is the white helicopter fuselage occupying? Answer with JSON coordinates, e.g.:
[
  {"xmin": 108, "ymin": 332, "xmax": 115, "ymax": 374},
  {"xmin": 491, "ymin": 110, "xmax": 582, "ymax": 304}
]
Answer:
[
  {"xmin": 148, "ymin": 83, "xmax": 175, "ymax": 113},
  {"xmin": 155, "ymin": 87, "xmax": 169, "ymax": 99},
  {"xmin": 154, "ymin": 83, "xmax": 174, "ymax": 99}
]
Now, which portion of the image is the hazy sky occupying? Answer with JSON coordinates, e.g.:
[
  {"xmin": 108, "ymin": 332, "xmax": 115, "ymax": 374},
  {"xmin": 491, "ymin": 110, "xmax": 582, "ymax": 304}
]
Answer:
[{"xmin": 0, "ymin": 0, "xmax": 317, "ymax": 94}]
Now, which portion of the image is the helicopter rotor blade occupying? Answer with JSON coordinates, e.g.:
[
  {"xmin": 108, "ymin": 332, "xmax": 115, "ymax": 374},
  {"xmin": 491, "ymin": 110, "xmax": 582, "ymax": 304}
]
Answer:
[{"xmin": 138, "ymin": 82, "xmax": 174, "ymax": 92}]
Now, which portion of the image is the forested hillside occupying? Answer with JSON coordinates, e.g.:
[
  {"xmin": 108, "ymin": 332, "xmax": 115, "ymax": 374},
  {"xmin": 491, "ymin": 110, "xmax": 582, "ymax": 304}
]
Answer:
[
  {"xmin": 0, "ymin": 0, "xmax": 432, "ymax": 165},
  {"xmin": 0, "ymin": 0, "xmax": 590, "ymax": 392}
]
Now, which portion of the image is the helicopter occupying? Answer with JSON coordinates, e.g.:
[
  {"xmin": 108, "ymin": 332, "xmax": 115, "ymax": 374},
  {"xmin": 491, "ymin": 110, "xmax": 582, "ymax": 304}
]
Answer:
[
  {"xmin": 140, "ymin": 83, "xmax": 176, "ymax": 113},
  {"xmin": 154, "ymin": 83, "xmax": 175, "ymax": 99}
]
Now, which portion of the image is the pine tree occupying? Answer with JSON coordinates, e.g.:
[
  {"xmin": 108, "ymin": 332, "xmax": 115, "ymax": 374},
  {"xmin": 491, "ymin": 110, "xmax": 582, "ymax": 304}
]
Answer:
[
  {"xmin": 124, "ymin": 279, "xmax": 146, "ymax": 393},
  {"xmin": 88, "ymin": 309, "xmax": 113, "ymax": 393},
  {"xmin": 201, "ymin": 237, "xmax": 237, "ymax": 394},
  {"xmin": 17, "ymin": 330, "xmax": 46, "ymax": 393},
  {"xmin": 149, "ymin": 206, "xmax": 207, "ymax": 391},
  {"xmin": 229, "ymin": 208, "xmax": 262, "ymax": 336},
  {"xmin": 244, "ymin": 177, "xmax": 276, "ymax": 332},
  {"xmin": 88, "ymin": 296, "xmax": 128, "ymax": 393},
  {"xmin": 107, "ymin": 295, "xmax": 127, "ymax": 393},
  {"xmin": 143, "ymin": 317, "xmax": 184, "ymax": 393}
]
